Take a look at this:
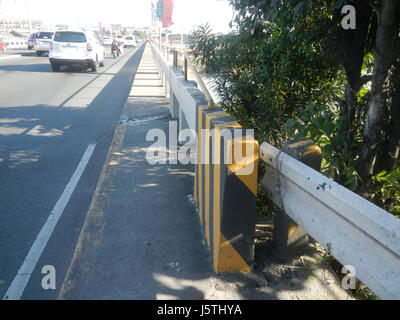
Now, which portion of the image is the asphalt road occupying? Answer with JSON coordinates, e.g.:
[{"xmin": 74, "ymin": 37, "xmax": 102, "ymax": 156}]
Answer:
[{"xmin": 0, "ymin": 44, "xmax": 145, "ymax": 299}]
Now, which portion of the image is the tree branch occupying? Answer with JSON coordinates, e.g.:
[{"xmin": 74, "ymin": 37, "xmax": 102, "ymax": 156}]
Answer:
[
  {"xmin": 366, "ymin": 0, "xmax": 379, "ymax": 12},
  {"xmin": 359, "ymin": 74, "xmax": 373, "ymax": 89}
]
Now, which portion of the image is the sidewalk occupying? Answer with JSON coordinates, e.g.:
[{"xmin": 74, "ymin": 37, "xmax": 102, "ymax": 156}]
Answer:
[{"xmin": 58, "ymin": 44, "xmax": 354, "ymax": 300}]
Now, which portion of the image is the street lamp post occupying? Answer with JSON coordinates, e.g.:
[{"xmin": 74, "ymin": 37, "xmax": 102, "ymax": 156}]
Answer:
[
  {"xmin": 25, "ymin": 0, "xmax": 32, "ymax": 34},
  {"xmin": 1, "ymin": 0, "xmax": 7, "ymax": 38}
]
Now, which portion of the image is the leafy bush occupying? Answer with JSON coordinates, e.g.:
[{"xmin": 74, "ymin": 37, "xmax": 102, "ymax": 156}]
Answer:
[
  {"xmin": 286, "ymin": 103, "xmax": 362, "ymax": 190},
  {"xmin": 190, "ymin": 1, "xmax": 342, "ymax": 148},
  {"xmin": 189, "ymin": 0, "xmax": 400, "ymax": 217}
]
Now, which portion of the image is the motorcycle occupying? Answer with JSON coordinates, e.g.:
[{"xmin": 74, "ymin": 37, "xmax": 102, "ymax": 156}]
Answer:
[{"xmin": 112, "ymin": 47, "xmax": 120, "ymax": 59}]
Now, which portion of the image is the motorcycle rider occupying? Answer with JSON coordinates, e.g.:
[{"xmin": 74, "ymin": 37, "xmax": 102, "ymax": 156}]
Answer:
[{"xmin": 111, "ymin": 39, "xmax": 121, "ymax": 57}]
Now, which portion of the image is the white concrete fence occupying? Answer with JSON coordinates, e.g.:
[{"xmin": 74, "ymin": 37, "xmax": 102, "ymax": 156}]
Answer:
[
  {"xmin": 150, "ymin": 42, "xmax": 400, "ymax": 300},
  {"xmin": 150, "ymin": 42, "xmax": 207, "ymax": 134},
  {"xmin": 3, "ymin": 37, "xmax": 27, "ymax": 49}
]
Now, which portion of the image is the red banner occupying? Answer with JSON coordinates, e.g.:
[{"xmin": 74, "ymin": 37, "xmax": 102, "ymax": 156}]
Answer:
[{"xmin": 162, "ymin": 0, "xmax": 174, "ymax": 28}]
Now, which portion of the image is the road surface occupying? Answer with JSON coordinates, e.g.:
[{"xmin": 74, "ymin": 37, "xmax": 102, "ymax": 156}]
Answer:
[{"xmin": 0, "ymin": 45, "xmax": 145, "ymax": 299}]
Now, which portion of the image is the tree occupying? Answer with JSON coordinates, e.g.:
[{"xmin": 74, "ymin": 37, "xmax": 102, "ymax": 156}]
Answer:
[
  {"xmin": 357, "ymin": 1, "xmax": 400, "ymax": 188},
  {"xmin": 190, "ymin": 0, "xmax": 400, "ymax": 213}
]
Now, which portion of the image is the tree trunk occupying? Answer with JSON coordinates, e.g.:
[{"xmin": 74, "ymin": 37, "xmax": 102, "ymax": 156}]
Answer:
[
  {"xmin": 382, "ymin": 60, "xmax": 400, "ymax": 172},
  {"xmin": 340, "ymin": 2, "xmax": 373, "ymax": 131},
  {"xmin": 358, "ymin": 0, "xmax": 400, "ymax": 188}
]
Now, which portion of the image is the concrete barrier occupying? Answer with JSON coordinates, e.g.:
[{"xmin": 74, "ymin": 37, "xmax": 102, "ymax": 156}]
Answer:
[
  {"xmin": 151, "ymin": 41, "xmax": 400, "ymax": 297},
  {"xmin": 4, "ymin": 37, "xmax": 27, "ymax": 49},
  {"xmin": 196, "ymin": 106, "xmax": 259, "ymax": 272},
  {"xmin": 151, "ymin": 42, "xmax": 259, "ymax": 272}
]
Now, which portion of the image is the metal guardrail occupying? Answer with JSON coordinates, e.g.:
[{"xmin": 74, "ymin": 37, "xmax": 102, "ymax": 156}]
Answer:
[
  {"xmin": 151, "ymin": 40, "xmax": 400, "ymax": 299},
  {"xmin": 152, "ymin": 40, "xmax": 216, "ymax": 107},
  {"xmin": 260, "ymin": 142, "xmax": 400, "ymax": 300}
]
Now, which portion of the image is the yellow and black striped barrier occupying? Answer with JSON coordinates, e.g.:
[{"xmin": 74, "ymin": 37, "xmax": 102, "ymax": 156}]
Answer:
[{"xmin": 195, "ymin": 105, "xmax": 259, "ymax": 272}]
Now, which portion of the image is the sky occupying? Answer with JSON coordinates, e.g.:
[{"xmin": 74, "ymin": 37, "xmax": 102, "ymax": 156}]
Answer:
[{"xmin": 0, "ymin": 0, "xmax": 235, "ymax": 33}]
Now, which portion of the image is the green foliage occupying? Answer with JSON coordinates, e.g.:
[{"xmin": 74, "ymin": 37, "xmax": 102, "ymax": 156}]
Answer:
[
  {"xmin": 191, "ymin": 0, "xmax": 342, "ymax": 147},
  {"xmin": 189, "ymin": 0, "xmax": 399, "ymax": 216},
  {"xmin": 189, "ymin": 1, "xmax": 399, "ymax": 302},
  {"xmin": 133, "ymin": 30, "xmax": 146, "ymax": 38},
  {"xmin": 286, "ymin": 103, "xmax": 363, "ymax": 190},
  {"xmin": 371, "ymin": 167, "xmax": 400, "ymax": 214},
  {"xmin": 190, "ymin": 24, "xmax": 222, "ymax": 74}
]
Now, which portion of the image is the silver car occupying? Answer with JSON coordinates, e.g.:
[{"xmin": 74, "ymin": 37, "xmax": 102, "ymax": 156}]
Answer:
[{"xmin": 34, "ymin": 31, "xmax": 54, "ymax": 56}]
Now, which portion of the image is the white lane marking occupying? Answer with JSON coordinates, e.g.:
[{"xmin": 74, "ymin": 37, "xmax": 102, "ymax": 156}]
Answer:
[{"xmin": 3, "ymin": 143, "xmax": 97, "ymax": 300}]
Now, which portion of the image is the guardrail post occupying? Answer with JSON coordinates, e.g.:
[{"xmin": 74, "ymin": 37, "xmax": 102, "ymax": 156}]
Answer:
[
  {"xmin": 184, "ymin": 57, "xmax": 188, "ymax": 81},
  {"xmin": 164, "ymin": 68, "xmax": 168, "ymax": 97},
  {"xmin": 196, "ymin": 106, "xmax": 259, "ymax": 272},
  {"xmin": 173, "ymin": 51, "xmax": 178, "ymax": 68},
  {"xmin": 169, "ymin": 77, "xmax": 180, "ymax": 119},
  {"xmin": 171, "ymin": 93, "xmax": 179, "ymax": 118},
  {"xmin": 272, "ymin": 138, "xmax": 322, "ymax": 261}
]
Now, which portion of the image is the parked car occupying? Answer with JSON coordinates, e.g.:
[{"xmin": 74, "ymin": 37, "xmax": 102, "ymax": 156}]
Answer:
[
  {"xmin": 49, "ymin": 30, "xmax": 105, "ymax": 72},
  {"xmin": 0, "ymin": 39, "xmax": 7, "ymax": 52},
  {"xmin": 27, "ymin": 33, "xmax": 36, "ymax": 50},
  {"xmin": 34, "ymin": 31, "xmax": 54, "ymax": 56},
  {"xmin": 124, "ymin": 36, "xmax": 136, "ymax": 48}
]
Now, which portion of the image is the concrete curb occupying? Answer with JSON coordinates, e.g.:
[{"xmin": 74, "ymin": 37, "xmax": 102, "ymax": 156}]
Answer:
[{"xmin": 57, "ymin": 46, "xmax": 145, "ymax": 300}]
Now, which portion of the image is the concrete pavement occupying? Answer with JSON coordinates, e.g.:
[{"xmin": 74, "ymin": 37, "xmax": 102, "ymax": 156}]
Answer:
[
  {"xmin": 58, "ymin": 44, "xmax": 354, "ymax": 300},
  {"xmin": 0, "ymin": 54, "xmax": 22, "ymax": 60},
  {"xmin": 59, "ymin": 44, "xmax": 212, "ymax": 299},
  {"xmin": 0, "ymin": 43, "xmax": 145, "ymax": 299},
  {"xmin": 0, "ymin": 49, "xmax": 25, "ymax": 60}
]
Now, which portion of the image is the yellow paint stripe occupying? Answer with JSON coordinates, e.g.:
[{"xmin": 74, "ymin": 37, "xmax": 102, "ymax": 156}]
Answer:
[
  {"xmin": 213, "ymin": 122, "xmax": 242, "ymax": 166},
  {"xmin": 194, "ymin": 165, "xmax": 197, "ymax": 204},
  {"xmin": 204, "ymin": 115, "xmax": 211, "ymax": 248},
  {"xmin": 197, "ymin": 106, "xmax": 207, "ymax": 226},
  {"xmin": 214, "ymin": 122, "xmax": 241, "ymax": 131},
  {"xmin": 205, "ymin": 111, "xmax": 229, "ymax": 120},
  {"xmin": 226, "ymin": 136, "xmax": 259, "ymax": 196},
  {"xmin": 288, "ymin": 221, "xmax": 298, "ymax": 238},
  {"xmin": 301, "ymin": 145, "xmax": 322, "ymax": 157},
  {"xmin": 205, "ymin": 111, "xmax": 230, "ymax": 250},
  {"xmin": 213, "ymin": 127, "xmax": 221, "ymax": 269},
  {"xmin": 216, "ymin": 233, "xmax": 251, "ymax": 273},
  {"xmin": 212, "ymin": 122, "xmax": 242, "ymax": 270}
]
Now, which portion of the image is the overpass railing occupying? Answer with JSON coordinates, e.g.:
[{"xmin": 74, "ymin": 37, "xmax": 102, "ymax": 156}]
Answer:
[{"xmin": 150, "ymin": 41, "xmax": 400, "ymax": 300}]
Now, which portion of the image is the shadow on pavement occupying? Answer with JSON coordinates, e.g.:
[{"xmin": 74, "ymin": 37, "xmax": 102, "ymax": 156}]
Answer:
[
  {"xmin": 56, "ymin": 114, "xmax": 352, "ymax": 300},
  {"xmin": 0, "ymin": 52, "xmax": 133, "ymax": 74},
  {"xmin": 0, "ymin": 45, "xmax": 146, "ymax": 299}
]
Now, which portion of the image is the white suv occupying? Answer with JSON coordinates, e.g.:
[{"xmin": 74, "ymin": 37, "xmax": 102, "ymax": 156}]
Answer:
[
  {"xmin": 124, "ymin": 36, "xmax": 137, "ymax": 48},
  {"xmin": 49, "ymin": 30, "xmax": 105, "ymax": 72}
]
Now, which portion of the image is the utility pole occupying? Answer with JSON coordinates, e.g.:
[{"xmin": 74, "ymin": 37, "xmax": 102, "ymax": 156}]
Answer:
[
  {"xmin": 1, "ymin": 0, "xmax": 7, "ymax": 37},
  {"xmin": 25, "ymin": 0, "xmax": 32, "ymax": 33}
]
